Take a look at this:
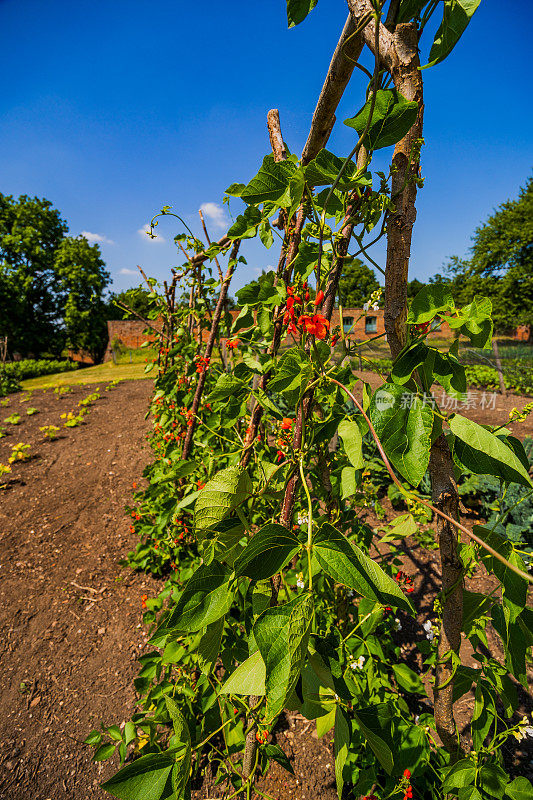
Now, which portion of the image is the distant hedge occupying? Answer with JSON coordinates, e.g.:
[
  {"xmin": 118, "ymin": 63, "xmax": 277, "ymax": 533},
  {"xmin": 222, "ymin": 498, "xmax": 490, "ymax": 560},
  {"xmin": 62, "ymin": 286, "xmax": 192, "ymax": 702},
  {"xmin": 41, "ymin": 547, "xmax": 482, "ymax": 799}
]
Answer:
[{"xmin": 2, "ymin": 359, "xmax": 79, "ymax": 381}]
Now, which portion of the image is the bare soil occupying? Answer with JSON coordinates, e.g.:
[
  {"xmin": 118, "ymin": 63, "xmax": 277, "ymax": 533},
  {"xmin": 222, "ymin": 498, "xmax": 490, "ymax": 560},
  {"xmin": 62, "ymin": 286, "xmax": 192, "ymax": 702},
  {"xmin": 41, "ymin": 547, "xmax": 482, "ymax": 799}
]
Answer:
[{"xmin": 0, "ymin": 380, "xmax": 531, "ymax": 800}]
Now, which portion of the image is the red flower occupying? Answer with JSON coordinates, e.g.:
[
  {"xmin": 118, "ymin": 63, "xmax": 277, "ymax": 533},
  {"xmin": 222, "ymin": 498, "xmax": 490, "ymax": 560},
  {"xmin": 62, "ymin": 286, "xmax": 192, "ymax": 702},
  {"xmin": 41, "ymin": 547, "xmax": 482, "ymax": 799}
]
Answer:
[
  {"xmin": 197, "ymin": 480, "xmax": 205, "ymax": 490},
  {"xmin": 287, "ymin": 321, "xmax": 299, "ymax": 336},
  {"xmin": 403, "ymin": 769, "xmax": 412, "ymax": 780},
  {"xmin": 298, "ymin": 314, "xmax": 330, "ymax": 339},
  {"xmin": 129, "ymin": 524, "xmax": 135, "ymax": 534},
  {"xmin": 141, "ymin": 594, "xmax": 148, "ymax": 609},
  {"xmin": 281, "ymin": 418, "xmax": 293, "ymax": 430},
  {"xmin": 314, "ymin": 289, "xmax": 324, "ymax": 306}
]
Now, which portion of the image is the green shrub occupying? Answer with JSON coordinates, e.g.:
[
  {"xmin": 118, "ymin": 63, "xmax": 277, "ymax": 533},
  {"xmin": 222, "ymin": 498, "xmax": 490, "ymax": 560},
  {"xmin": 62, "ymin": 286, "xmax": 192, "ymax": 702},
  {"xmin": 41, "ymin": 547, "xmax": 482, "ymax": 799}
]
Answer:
[{"xmin": 3, "ymin": 359, "xmax": 79, "ymax": 381}]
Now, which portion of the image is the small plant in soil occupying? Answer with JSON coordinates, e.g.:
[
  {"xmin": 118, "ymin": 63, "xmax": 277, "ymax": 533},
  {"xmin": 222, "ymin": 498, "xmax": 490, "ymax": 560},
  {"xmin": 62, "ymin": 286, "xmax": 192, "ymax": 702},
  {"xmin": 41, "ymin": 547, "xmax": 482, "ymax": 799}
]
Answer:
[
  {"xmin": 26, "ymin": 407, "xmax": 39, "ymax": 416},
  {"xmin": 8, "ymin": 442, "xmax": 31, "ymax": 463},
  {"xmin": 0, "ymin": 463, "xmax": 12, "ymax": 477},
  {"xmin": 61, "ymin": 409, "xmax": 89, "ymax": 427},
  {"xmin": 78, "ymin": 391, "xmax": 100, "ymax": 408},
  {"xmin": 4, "ymin": 413, "xmax": 21, "ymax": 425},
  {"xmin": 54, "ymin": 386, "xmax": 72, "ymax": 395},
  {"xmin": 39, "ymin": 424, "xmax": 60, "ymax": 440}
]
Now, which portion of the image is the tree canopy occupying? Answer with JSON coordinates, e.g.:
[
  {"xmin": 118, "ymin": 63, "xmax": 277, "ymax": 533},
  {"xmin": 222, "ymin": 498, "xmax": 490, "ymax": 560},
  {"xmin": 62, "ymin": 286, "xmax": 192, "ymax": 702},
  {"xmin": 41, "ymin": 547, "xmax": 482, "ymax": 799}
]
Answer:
[
  {"xmin": 438, "ymin": 177, "xmax": 533, "ymax": 335},
  {"xmin": 338, "ymin": 258, "xmax": 380, "ymax": 308},
  {"xmin": 0, "ymin": 193, "xmax": 110, "ymax": 359}
]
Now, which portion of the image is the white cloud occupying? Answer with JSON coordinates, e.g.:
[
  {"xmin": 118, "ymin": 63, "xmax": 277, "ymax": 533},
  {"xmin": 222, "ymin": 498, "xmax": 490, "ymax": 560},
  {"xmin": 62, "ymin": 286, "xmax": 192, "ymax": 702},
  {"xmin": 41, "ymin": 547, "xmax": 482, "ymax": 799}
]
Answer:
[
  {"xmin": 81, "ymin": 231, "xmax": 114, "ymax": 245},
  {"xmin": 138, "ymin": 223, "xmax": 166, "ymax": 243},
  {"xmin": 200, "ymin": 202, "xmax": 228, "ymax": 230},
  {"xmin": 119, "ymin": 268, "xmax": 138, "ymax": 276}
]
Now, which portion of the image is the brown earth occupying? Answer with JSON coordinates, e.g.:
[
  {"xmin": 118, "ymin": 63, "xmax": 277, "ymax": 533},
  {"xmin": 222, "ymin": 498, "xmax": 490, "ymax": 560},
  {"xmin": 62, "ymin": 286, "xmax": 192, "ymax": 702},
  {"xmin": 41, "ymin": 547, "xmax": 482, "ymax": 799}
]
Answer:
[{"xmin": 0, "ymin": 380, "xmax": 531, "ymax": 800}]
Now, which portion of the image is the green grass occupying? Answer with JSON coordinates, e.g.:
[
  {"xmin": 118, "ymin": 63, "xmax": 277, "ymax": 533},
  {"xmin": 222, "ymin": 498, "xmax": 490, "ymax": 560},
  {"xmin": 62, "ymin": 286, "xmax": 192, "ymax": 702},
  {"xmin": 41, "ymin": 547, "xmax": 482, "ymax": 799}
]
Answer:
[{"xmin": 21, "ymin": 360, "xmax": 155, "ymax": 390}]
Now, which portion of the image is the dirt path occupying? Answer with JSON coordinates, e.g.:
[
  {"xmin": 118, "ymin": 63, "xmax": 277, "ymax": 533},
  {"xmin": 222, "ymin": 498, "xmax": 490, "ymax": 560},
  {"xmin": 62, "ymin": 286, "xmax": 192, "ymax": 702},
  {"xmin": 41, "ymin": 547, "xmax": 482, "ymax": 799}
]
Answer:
[{"xmin": 0, "ymin": 381, "xmax": 159, "ymax": 799}]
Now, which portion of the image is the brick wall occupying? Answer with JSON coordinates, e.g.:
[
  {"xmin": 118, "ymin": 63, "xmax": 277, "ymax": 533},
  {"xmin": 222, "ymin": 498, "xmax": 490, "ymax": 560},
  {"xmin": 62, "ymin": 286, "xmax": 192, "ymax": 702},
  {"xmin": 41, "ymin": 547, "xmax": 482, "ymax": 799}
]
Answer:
[{"xmin": 104, "ymin": 309, "xmax": 457, "ymax": 359}]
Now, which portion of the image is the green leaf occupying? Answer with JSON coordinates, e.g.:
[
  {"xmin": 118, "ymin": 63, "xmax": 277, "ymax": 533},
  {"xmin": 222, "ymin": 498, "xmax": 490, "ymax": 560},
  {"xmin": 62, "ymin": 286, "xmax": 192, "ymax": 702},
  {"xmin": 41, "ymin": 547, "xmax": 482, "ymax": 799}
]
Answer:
[
  {"xmin": 161, "ymin": 561, "xmax": 233, "ymax": 633},
  {"xmin": 506, "ymin": 777, "xmax": 533, "ymax": 800},
  {"xmin": 472, "ymin": 682, "xmax": 494, "ymax": 751},
  {"xmin": 94, "ymin": 742, "xmax": 116, "ymax": 761},
  {"xmin": 391, "ymin": 342, "xmax": 430, "ymax": 385},
  {"xmin": 397, "ymin": 0, "xmax": 431, "ymax": 23},
  {"xmin": 340, "ymin": 466, "xmax": 357, "ymax": 500},
  {"xmin": 220, "ymin": 649, "xmax": 266, "ymax": 696},
  {"xmin": 313, "ymin": 523, "xmax": 414, "ymax": 613},
  {"xmin": 478, "ymin": 762, "xmax": 510, "ymax": 799},
  {"xmin": 407, "ymin": 283, "xmax": 455, "ymax": 323},
  {"xmin": 227, "ymin": 206, "xmax": 263, "ymax": 239},
  {"xmin": 240, "ymin": 154, "xmax": 297, "ymax": 206},
  {"xmin": 304, "ymin": 149, "xmax": 363, "ymax": 190},
  {"xmin": 344, "ymin": 89, "xmax": 419, "ymax": 151},
  {"xmin": 491, "ymin": 605, "xmax": 528, "ymax": 687},
  {"xmin": 369, "ymin": 383, "xmax": 433, "ymax": 486},
  {"xmin": 197, "ymin": 616, "xmax": 225, "ymax": 673},
  {"xmin": 234, "ymin": 524, "xmax": 301, "ymax": 581},
  {"xmin": 264, "ymin": 743, "xmax": 295, "ymax": 775},
  {"xmin": 442, "ymin": 759, "xmax": 477, "ymax": 792},
  {"xmin": 425, "ymin": 0, "xmax": 482, "ymax": 68},
  {"xmin": 316, "ymin": 705, "xmax": 336, "ymax": 738},
  {"xmin": 392, "ymin": 663, "xmax": 426, "ymax": 694},
  {"xmin": 207, "ymin": 374, "xmax": 247, "ymax": 403},
  {"xmin": 226, "ymin": 205, "xmax": 262, "ymax": 240},
  {"xmin": 84, "ymin": 730, "xmax": 102, "ymax": 746},
  {"xmin": 101, "ymin": 752, "xmax": 175, "ymax": 800},
  {"xmin": 445, "ymin": 295, "xmax": 493, "ymax": 349},
  {"xmin": 195, "ymin": 466, "xmax": 252, "ymax": 536},
  {"xmin": 352, "ymin": 703, "xmax": 394, "ymax": 774},
  {"xmin": 449, "ymin": 414, "xmax": 532, "ymax": 488},
  {"xmin": 334, "ymin": 706, "xmax": 351, "ymax": 799},
  {"xmin": 286, "ymin": 0, "xmax": 319, "ymax": 27},
  {"xmin": 254, "ymin": 593, "xmax": 313, "ymax": 722},
  {"xmin": 433, "ymin": 350, "xmax": 467, "ymax": 399},
  {"xmin": 259, "ymin": 221, "xmax": 274, "ymax": 249},
  {"xmin": 338, "ymin": 419, "xmax": 363, "ymax": 469},
  {"xmin": 269, "ymin": 348, "xmax": 313, "ymax": 407},
  {"xmin": 165, "ymin": 697, "xmax": 191, "ymax": 800}
]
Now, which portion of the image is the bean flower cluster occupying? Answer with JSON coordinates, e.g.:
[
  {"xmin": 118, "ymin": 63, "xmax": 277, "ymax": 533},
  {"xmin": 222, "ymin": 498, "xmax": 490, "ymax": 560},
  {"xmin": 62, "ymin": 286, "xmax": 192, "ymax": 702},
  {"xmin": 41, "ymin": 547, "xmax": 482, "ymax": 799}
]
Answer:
[{"xmin": 283, "ymin": 284, "xmax": 330, "ymax": 340}]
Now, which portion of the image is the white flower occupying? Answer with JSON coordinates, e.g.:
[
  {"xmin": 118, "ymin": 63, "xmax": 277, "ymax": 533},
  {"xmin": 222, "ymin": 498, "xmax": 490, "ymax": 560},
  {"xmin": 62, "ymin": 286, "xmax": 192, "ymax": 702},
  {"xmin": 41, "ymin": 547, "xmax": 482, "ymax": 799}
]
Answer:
[
  {"xmin": 363, "ymin": 302, "xmax": 370, "ymax": 311},
  {"xmin": 372, "ymin": 303, "xmax": 380, "ymax": 311},
  {"xmin": 423, "ymin": 620, "xmax": 435, "ymax": 642},
  {"xmin": 349, "ymin": 655, "xmax": 366, "ymax": 671},
  {"xmin": 394, "ymin": 618, "xmax": 402, "ymax": 631},
  {"xmin": 296, "ymin": 572, "xmax": 305, "ymax": 589},
  {"xmin": 525, "ymin": 727, "xmax": 533, "ymax": 738},
  {"xmin": 297, "ymin": 513, "xmax": 309, "ymax": 526}
]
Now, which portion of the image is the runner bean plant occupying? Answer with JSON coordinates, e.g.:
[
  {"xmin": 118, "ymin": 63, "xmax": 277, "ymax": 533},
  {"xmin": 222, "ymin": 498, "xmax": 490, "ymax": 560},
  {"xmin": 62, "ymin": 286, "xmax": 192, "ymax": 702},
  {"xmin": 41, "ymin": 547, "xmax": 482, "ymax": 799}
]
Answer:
[{"xmin": 89, "ymin": 3, "xmax": 532, "ymax": 799}]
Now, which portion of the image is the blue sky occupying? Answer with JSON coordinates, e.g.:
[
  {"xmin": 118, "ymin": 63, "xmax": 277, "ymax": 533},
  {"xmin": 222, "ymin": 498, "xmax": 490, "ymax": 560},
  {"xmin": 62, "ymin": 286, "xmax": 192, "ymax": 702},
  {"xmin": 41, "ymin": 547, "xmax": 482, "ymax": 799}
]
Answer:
[{"xmin": 1, "ymin": 0, "xmax": 531, "ymax": 295}]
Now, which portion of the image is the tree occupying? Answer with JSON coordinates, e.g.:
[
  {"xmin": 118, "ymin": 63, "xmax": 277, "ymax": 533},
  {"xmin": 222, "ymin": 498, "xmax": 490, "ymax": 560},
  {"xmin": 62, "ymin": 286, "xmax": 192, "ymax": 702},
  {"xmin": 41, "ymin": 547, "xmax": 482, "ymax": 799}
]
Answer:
[
  {"xmin": 441, "ymin": 178, "xmax": 533, "ymax": 335},
  {"xmin": 0, "ymin": 194, "xmax": 67, "ymax": 355},
  {"xmin": 106, "ymin": 285, "xmax": 153, "ymax": 320},
  {"xmin": 0, "ymin": 193, "xmax": 111, "ymax": 358},
  {"xmin": 407, "ymin": 277, "xmax": 425, "ymax": 298},
  {"xmin": 55, "ymin": 236, "xmax": 111, "ymax": 362},
  {"xmin": 338, "ymin": 258, "xmax": 380, "ymax": 307}
]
